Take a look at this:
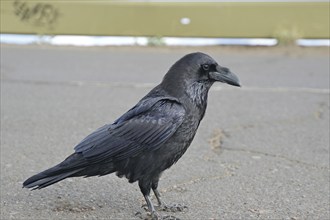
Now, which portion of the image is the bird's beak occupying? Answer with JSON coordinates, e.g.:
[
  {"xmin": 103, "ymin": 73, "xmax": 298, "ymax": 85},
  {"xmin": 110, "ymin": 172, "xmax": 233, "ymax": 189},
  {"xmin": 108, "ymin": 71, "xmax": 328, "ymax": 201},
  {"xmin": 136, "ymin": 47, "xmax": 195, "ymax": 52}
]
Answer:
[{"xmin": 209, "ymin": 66, "xmax": 241, "ymax": 87}]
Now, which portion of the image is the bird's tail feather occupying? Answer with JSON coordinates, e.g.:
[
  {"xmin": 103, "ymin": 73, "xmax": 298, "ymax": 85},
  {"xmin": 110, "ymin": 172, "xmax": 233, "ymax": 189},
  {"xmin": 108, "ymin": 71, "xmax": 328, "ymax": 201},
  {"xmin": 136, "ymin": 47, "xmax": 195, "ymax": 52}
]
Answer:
[
  {"xmin": 23, "ymin": 152, "xmax": 117, "ymax": 190},
  {"xmin": 23, "ymin": 168, "xmax": 84, "ymax": 190},
  {"xmin": 23, "ymin": 153, "xmax": 88, "ymax": 190}
]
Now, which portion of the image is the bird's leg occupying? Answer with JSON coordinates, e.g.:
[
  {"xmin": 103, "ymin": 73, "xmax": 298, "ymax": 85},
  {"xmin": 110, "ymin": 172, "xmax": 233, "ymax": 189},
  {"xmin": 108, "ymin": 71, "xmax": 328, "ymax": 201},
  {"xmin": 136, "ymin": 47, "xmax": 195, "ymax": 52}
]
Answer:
[
  {"xmin": 139, "ymin": 181, "xmax": 161, "ymax": 220},
  {"xmin": 152, "ymin": 180, "xmax": 188, "ymax": 214},
  {"xmin": 153, "ymin": 188, "xmax": 166, "ymax": 207},
  {"xmin": 144, "ymin": 195, "xmax": 156, "ymax": 213},
  {"xmin": 152, "ymin": 179, "xmax": 166, "ymax": 207}
]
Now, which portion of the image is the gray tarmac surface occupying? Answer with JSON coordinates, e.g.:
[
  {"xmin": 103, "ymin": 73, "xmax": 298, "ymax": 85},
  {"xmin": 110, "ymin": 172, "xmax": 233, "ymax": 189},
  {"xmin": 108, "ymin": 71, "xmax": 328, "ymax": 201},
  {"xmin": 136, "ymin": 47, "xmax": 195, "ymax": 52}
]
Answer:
[{"xmin": 1, "ymin": 45, "xmax": 329, "ymax": 220}]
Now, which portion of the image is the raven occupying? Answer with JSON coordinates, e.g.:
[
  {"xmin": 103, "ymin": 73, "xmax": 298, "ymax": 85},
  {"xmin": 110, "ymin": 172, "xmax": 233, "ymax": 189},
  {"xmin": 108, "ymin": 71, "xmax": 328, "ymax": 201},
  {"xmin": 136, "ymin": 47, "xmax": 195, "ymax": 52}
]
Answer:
[{"xmin": 23, "ymin": 52, "xmax": 240, "ymax": 219}]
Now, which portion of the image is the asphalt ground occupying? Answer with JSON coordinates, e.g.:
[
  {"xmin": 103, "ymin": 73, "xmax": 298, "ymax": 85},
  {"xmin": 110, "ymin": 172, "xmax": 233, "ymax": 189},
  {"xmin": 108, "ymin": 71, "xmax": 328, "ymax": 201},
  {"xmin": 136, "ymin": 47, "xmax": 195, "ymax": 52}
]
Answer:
[{"xmin": 1, "ymin": 44, "xmax": 329, "ymax": 220}]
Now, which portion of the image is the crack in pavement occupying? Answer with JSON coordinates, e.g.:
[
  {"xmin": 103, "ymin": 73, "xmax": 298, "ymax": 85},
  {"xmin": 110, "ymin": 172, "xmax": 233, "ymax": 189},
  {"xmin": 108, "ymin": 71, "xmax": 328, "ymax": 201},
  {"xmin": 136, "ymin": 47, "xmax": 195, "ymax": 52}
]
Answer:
[
  {"xmin": 161, "ymin": 171, "xmax": 234, "ymax": 194},
  {"xmin": 1, "ymin": 78, "xmax": 157, "ymax": 89},
  {"xmin": 221, "ymin": 146, "xmax": 329, "ymax": 171},
  {"xmin": 162, "ymin": 145, "xmax": 328, "ymax": 194},
  {"xmin": 2, "ymin": 79, "xmax": 330, "ymax": 94},
  {"xmin": 212, "ymin": 85, "xmax": 330, "ymax": 94}
]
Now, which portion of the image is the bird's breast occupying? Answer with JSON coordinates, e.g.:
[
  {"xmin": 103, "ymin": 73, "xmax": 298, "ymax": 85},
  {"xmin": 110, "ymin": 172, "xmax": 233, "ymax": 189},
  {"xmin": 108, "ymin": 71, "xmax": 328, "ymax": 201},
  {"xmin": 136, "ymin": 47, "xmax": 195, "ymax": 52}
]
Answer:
[{"xmin": 159, "ymin": 110, "xmax": 203, "ymax": 167}]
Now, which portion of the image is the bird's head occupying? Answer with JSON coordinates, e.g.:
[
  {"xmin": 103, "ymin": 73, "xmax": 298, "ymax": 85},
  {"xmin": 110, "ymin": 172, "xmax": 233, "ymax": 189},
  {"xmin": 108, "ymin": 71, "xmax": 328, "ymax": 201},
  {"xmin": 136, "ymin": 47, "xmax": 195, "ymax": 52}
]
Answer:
[{"xmin": 162, "ymin": 52, "xmax": 240, "ymax": 97}]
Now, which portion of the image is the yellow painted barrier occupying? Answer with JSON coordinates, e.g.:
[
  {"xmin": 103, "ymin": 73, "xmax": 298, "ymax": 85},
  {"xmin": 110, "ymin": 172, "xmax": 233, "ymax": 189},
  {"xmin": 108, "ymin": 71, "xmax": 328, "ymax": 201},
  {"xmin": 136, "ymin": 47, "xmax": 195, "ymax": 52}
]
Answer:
[{"xmin": 1, "ymin": 1, "xmax": 329, "ymax": 38}]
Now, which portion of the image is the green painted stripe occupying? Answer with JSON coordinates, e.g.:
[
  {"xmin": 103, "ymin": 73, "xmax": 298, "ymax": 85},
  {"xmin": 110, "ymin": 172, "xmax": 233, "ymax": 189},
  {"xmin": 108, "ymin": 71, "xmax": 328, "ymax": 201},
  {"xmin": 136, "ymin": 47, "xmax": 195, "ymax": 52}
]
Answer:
[{"xmin": 1, "ymin": 1, "xmax": 329, "ymax": 38}]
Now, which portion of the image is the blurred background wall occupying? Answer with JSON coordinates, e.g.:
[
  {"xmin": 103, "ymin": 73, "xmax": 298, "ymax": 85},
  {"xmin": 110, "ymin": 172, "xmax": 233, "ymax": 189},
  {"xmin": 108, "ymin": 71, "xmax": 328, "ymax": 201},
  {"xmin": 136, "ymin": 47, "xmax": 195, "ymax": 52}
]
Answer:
[{"xmin": 1, "ymin": 1, "xmax": 329, "ymax": 41}]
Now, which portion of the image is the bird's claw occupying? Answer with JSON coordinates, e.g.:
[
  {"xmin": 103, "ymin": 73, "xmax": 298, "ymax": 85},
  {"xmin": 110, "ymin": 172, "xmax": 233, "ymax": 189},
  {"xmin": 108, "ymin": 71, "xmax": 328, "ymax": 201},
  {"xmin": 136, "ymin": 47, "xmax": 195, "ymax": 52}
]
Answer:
[
  {"xmin": 162, "ymin": 215, "xmax": 181, "ymax": 220},
  {"xmin": 141, "ymin": 203, "xmax": 149, "ymax": 211},
  {"xmin": 161, "ymin": 204, "xmax": 188, "ymax": 213},
  {"xmin": 135, "ymin": 210, "xmax": 162, "ymax": 220},
  {"xmin": 138, "ymin": 203, "xmax": 186, "ymax": 219}
]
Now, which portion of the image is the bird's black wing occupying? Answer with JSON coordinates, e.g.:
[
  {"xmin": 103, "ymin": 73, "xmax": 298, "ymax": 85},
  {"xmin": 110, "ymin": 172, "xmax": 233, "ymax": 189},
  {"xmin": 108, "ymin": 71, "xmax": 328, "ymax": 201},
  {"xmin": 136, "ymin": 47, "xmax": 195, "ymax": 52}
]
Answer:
[{"xmin": 74, "ymin": 97, "xmax": 185, "ymax": 163}]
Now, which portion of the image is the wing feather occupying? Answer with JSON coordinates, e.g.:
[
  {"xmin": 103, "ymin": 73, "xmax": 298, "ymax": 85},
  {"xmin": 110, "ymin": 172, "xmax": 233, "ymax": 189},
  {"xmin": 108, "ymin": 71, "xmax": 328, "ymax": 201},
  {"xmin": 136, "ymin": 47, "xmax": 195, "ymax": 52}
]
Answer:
[{"xmin": 74, "ymin": 97, "xmax": 185, "ymax": 163}]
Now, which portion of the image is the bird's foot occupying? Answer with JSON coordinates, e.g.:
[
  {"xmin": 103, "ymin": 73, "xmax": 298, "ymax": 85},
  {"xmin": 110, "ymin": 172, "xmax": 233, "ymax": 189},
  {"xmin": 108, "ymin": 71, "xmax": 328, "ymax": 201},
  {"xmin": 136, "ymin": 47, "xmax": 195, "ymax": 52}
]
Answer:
[
  {"xmin": 162, "ymin": 215, "xmax": 181, "ymax": 220},
  {"xmin": 135, "ymin": 210, "xmax": 162, "ymax": 220},
  {"xmin": 136, "ymin": 206, "xmax": 182, "ymax": 220},
  {"xmin": 138, "ymin": 203, "xmax": 186, "ymax": 219},
  {"xmin": 160, "ymin": 203, "xmax": 188, "ymax": 213}
]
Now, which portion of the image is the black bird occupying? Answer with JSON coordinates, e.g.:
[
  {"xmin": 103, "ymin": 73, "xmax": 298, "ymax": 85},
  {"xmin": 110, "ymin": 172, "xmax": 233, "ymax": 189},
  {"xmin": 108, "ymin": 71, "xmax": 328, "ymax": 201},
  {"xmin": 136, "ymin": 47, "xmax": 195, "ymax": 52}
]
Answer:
[{"xmin": 23, "ymin": 52, "xmax": 240, "ymax": 218}]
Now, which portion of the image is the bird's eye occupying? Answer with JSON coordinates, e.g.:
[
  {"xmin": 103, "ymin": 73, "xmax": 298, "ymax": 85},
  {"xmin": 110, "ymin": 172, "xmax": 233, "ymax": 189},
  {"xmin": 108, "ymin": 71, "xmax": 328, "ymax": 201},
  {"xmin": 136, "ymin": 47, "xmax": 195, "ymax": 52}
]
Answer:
[{"xmin": 202, "ymin": 64, "xmax": 210, "ymax": 71}]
